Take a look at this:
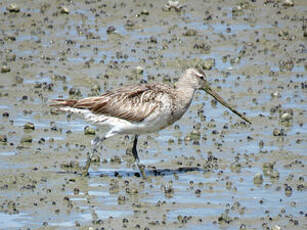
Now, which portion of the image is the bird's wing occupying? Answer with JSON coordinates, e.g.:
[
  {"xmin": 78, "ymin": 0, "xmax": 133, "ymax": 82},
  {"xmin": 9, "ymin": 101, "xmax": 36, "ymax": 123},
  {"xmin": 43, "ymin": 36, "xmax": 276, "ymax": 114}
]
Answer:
[{"xmin": 72, "ymin": 84, "xmax": 169, "ymax": 122}]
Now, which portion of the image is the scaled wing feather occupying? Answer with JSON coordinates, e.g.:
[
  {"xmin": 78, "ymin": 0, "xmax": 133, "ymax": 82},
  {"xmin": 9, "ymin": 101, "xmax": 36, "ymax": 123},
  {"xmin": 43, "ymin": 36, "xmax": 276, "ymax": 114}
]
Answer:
[{"xmin": 70, "ymin": 84, "xmax": 165, "ymax": 122}]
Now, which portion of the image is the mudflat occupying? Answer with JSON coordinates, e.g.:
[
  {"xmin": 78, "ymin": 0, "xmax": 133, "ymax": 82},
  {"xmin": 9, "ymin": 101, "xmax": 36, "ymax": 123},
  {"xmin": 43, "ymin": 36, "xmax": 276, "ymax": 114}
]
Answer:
[{"xmin": 0, "ymin": 0, "xmax": 306, "ymax": 229}]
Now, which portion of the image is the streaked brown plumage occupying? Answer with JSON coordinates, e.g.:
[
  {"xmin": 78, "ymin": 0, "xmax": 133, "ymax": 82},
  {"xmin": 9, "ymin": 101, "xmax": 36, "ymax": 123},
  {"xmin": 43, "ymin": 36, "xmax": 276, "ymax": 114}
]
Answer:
[
  {"xmin": 51, "ymin": 68, "xmax": 251, "ymax": 177},
  {"xmin": 52, "ymin": 84, "xmax": 173, "ymax": 122}
]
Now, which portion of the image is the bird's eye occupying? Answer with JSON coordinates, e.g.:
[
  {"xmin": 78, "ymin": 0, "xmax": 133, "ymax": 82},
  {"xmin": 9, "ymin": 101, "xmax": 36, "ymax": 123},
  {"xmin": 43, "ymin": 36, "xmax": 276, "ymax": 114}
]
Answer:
[{"xmin": 200, "ymin": 76, "xmax": 204, "ymax": 80}]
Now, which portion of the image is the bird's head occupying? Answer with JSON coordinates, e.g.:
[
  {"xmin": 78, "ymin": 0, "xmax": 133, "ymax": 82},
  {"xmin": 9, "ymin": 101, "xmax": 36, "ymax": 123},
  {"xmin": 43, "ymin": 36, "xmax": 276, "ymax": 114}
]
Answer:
[
  {"xmin": 184, "ymin": 68, "xmax": 210, "ymax": 90},
  {"xmin": 184, "ymin": 68, "xmax": 252, "ymax": 124}
]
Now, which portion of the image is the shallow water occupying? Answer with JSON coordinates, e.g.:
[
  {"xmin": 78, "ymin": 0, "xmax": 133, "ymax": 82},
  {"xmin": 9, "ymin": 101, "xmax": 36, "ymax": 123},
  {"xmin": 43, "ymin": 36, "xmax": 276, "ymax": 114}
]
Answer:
[{"xmin": 0, "ymin": 0, "xmax": 306, "ymax": 229}]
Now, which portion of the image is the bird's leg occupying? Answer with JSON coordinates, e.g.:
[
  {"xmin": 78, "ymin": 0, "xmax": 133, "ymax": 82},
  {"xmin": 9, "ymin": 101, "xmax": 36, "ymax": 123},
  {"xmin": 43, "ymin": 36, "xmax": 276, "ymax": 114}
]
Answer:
[
  {"xmin": 132, "ymin": 135, "xmax": 146, "ymax": 178},
  {"xmin": 82, "ymin": 136, "xmax": 105, "ymax": 176},
  {"xmin": 132, "ymin": 135, "xmax": 140, "ymax": 163}
]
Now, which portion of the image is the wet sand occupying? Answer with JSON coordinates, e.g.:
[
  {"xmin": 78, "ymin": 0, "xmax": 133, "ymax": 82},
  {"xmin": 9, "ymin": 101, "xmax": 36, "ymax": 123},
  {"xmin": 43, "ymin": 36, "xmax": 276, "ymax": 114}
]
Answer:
[{"xmin": 0, "ymin": 0, "xmax": 306, "ymax": 229}]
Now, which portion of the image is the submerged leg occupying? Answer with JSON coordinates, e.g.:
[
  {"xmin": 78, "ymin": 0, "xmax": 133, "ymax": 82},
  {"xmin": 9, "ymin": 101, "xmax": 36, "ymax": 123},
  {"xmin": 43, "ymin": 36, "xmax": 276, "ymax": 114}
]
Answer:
[
  {"xmin": 82, "ymin": 136, "xmax": 105, "ymax": 176},
  {"xmin": 132, "ymin": 135, "xmax": 146, "ymax": 178}
]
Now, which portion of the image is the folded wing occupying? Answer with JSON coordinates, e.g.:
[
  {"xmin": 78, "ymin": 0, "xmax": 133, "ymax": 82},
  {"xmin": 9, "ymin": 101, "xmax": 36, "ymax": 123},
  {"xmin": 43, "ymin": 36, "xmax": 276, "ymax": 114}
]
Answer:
[{"xmin": 52, "ymin": 84, "xmax": 168, "ymax": 122}]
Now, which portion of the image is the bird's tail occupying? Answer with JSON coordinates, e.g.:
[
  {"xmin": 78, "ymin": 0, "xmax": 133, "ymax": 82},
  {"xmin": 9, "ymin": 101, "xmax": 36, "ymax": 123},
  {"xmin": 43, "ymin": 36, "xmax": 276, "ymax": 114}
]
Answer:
[{"xmin": 50, "ymin": 99, "xmax": 78, "ymax": 107}]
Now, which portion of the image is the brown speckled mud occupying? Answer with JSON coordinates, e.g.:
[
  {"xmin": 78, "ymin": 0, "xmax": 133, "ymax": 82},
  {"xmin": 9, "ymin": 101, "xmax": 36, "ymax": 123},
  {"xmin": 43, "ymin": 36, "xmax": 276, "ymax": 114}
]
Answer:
[{"xmin": 0, "ymin": 0, "xmax": 306, "ymax": 229}]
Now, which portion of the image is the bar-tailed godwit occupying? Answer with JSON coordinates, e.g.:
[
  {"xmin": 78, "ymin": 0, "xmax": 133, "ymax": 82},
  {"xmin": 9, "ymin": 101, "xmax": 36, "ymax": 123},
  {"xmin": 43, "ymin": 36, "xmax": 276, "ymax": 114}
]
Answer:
[{"xmin": 51, "ymin": 68, "xmax": 251, "ymax": 177}]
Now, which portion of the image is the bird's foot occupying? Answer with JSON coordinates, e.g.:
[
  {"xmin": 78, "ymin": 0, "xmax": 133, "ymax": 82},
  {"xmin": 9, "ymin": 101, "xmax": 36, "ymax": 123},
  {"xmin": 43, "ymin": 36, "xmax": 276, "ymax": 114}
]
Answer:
[
  {"xmin": 81, "ymin": 169, "xmax": 89, "ymax": 177},
  {"xmin": 137, "ymin": 163, "xmax": 146, "ymax": 178},
  {"xmin": 82, "ymin": 136, "xmax": 105, "ymax": 177}
]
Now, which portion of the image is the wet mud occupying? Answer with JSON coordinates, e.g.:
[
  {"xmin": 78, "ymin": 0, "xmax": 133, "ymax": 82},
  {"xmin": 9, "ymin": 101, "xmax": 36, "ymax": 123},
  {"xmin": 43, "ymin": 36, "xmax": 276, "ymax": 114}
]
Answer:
[{"xmin": 0, "ymin": 0, "xmax": 306, "ymax": 229}]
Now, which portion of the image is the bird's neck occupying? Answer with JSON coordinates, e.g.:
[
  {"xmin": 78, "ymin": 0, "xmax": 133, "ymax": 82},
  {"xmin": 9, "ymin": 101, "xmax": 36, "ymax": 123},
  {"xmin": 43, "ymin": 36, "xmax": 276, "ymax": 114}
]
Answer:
[
  {"xmin": 175, "ymin": 73, "xmax": 198, "ymax": 90},
  {"xmin": 174, "ymin": 80, "xmax": 196, "ymax": 111},
  {"xmin": 175, "ymin": 75, "xmax": 196, "ymax": 95}
]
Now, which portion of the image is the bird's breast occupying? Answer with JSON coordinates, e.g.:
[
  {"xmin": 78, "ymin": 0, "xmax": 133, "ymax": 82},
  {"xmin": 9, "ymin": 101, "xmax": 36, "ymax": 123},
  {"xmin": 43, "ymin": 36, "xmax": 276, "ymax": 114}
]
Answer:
[{"xmin": 169, "ymin": 94, "xmax": 193, "ymax": 123}]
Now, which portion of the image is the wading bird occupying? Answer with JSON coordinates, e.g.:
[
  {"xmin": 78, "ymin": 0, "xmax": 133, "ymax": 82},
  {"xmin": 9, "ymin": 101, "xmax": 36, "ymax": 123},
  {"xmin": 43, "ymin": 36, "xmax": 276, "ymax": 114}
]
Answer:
[{"xmin": 51, "ymin": 68, "xmax": 251, "ymax": 177}]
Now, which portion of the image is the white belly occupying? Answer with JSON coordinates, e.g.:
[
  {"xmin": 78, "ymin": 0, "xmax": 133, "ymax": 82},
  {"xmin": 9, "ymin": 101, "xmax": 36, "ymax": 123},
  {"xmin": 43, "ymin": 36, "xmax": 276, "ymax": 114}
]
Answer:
[{"xmin": 59, "ymin": 107, "xmax": 173, "ymax": 135}]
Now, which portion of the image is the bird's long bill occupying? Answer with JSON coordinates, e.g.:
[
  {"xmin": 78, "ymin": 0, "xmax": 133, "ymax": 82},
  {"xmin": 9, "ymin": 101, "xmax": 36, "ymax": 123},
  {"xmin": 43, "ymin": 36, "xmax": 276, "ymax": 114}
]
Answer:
[{"xmin": 202, "ymin": 86, "xmax": 252, "ymax": 124}]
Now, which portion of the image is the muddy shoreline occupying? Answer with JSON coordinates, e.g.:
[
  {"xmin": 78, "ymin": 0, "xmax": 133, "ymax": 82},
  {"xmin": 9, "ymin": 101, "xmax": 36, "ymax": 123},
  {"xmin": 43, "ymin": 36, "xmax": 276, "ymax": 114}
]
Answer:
[{"xmin": 0, "ymin": 0, "xmax": 306, "ymax": 229}]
